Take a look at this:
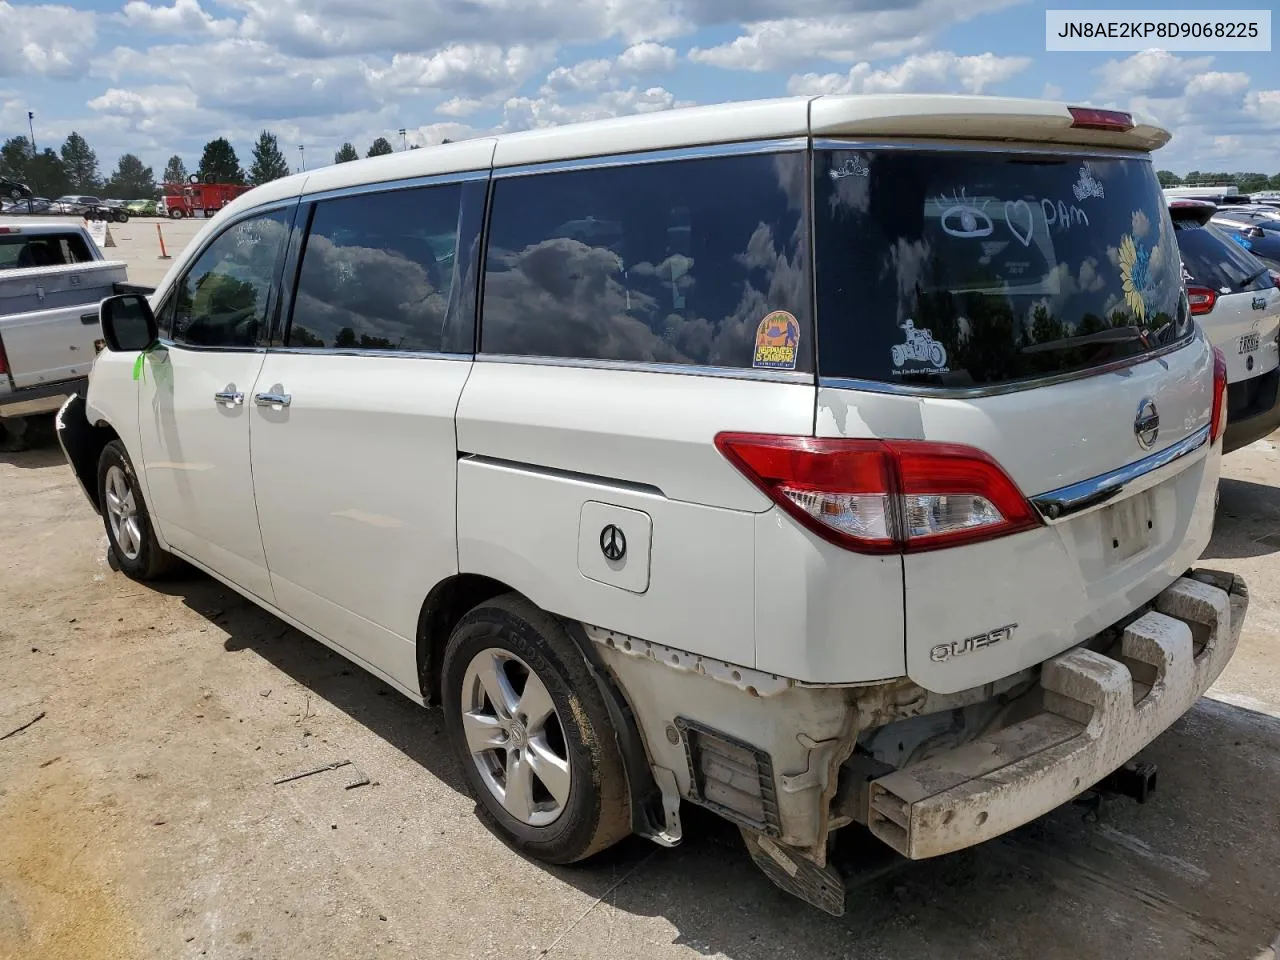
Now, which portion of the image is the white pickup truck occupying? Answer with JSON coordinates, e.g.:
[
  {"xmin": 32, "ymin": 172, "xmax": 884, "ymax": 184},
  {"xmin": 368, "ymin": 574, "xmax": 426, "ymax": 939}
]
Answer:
[{"xmin": 0, "ymin": 219, "xmax": 147, "ymax": 449}]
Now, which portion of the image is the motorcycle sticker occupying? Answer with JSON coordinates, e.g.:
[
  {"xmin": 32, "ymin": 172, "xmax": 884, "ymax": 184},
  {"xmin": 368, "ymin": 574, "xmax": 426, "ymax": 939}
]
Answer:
[
  {"xmin": 891, "ymin": 319, "xmax": 949, "ymax": 373},
  {"xmin": 753, "ymin": 310, "xmax": 800, "ymax": 370}
]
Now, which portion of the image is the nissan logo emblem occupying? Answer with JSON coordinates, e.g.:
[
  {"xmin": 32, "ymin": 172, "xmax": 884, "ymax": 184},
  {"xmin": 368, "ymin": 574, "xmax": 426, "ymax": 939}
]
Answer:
[{"xmin": 1134, "ymin": 397, "xmax": 1160, "ymax": 450}]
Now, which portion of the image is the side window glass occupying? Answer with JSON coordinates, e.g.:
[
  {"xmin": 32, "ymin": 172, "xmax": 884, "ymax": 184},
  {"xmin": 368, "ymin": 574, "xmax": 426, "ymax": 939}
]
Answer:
[
  {"xmin": 480, "ymin": 152, "xmax": 811, "ymax": 372},
  {"xmin": 171, "ymin": 210, "xmax": 291, "ymax": 348},
  {"xmin": 288, "ymin": 183, "xmax": 462, "ymax": 352}
]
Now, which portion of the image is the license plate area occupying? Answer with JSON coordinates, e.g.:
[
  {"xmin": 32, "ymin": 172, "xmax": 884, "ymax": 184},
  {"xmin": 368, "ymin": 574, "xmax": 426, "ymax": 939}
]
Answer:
[
  {"xmin": 1102, "ymin": 490, "xmax": 1155, "ymax": 564},
  {"xmin": 1238, "ymin": 332, "xmax": 1260, "ymax": 355}
]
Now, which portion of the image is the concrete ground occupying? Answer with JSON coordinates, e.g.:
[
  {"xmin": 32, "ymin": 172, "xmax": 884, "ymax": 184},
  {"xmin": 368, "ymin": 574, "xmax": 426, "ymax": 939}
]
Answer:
[
  {"xmin": 3, "ymin": 225, "xmax": 1280, "ymax": 960},
  {"xmin": 2, "ymin": 438, "xmax": 1280, "ymax": 960},
  {"xmin": 96, "ymin": 216, "xmax": 206, "ymax": 287}
]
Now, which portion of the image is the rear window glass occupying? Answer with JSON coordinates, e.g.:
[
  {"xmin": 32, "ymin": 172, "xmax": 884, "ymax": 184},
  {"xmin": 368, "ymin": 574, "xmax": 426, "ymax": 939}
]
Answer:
[
  {"xmin": 0, "ymin": 233, "xmax": 94, "ymax": 269},
  {"xmin": 289, "ymin": 184, "xmax": 464, "ymax": 353},
  {"xmin": 813, "ymin": 150, "xmax": 1191, "ymax": 388},
  {"xmin": 481, "ymin": 152, "xmax": 811, "ymax": 372},
  {"xmin": 1174, "ymin": 221, "xmax": 1272, "ymax": 293}
]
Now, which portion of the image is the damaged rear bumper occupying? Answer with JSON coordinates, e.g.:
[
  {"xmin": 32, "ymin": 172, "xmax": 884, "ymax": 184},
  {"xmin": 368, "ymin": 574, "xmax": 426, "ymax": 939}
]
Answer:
[{"xmin": 867, "ymin": 570, "xmax": 1247, "ymax": 860}]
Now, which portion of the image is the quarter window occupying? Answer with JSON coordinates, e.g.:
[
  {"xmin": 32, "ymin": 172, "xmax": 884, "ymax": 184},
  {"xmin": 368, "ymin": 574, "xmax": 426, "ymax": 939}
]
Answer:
[
  {"xmin": 480, "ymin": 152, "xmax": 812, "ymax": 372},
  {"xmin": 288, "ymin": 184, "xmax": 463, "ymax": 352},
  {"xmin": 169, "ymin": 209, "xmax": 292, "ymax": 348}
]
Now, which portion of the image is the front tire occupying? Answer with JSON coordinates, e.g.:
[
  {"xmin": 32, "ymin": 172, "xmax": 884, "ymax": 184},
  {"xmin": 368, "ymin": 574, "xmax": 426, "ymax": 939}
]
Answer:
[
  {"xmin": 97, "ymin": 440, "xmax": 175, "ymax": 580},
  {"xmin": 169, "ymin": 208, "xmax": 184, "ymax": 219},
  {"xmin": 441, "ymin": 594, "xmax": 631, "ymax": 864}
]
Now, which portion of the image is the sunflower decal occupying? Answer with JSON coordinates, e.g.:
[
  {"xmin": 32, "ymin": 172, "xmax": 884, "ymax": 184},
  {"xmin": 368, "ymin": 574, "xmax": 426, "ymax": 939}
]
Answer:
[{"xmin": 1118, "ymin": 233, "xmax": 1152, "ymax": 322}]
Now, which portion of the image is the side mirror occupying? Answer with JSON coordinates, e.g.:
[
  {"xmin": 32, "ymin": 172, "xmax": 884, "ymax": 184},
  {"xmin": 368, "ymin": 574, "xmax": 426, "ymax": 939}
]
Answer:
[{"xmin": 99, "ymin": 294, "xmax": 158, "ymax": 352}]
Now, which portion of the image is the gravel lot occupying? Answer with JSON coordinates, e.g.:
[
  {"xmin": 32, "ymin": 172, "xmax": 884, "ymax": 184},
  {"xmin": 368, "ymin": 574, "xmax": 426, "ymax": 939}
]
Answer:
[{"xmin": 2, "ymin": 222, "xmax": 1279, "ymax": 960}]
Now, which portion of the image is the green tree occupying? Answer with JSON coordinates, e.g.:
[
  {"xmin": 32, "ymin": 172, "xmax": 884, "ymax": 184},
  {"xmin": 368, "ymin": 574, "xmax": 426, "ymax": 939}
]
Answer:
[
  {"xmin": 196, "ymin": 137, "xmax": 245, "ymax": 184},
  {"xmin": 28, "ymin": 149, "xmax": 71, "ymax": 198},
  {"xmin": 163, "ymin": 155, "xmax": 189, "ymax": 184},
  {"xmin": 104, "ymin": 153, "xmax": 155, "ymax": 200},
  {"xmin": 0, "ymin": 136, "xmax": 32, "ymax": 185},
  {"xmin": 366, "ymin": 137, "xmax": 393, "ymax": 157},
  {"xmin": 1236, "ymin": 172, "xmax": 1270, "ymax": 194},
  {"xmin": 334, "ymin": 142, "xmax": 359, "ymax": 164},
  {"xmin": 248, "ymin": 130, "xmax": 290, "ymax": 185},
  {"xmin": 1156, "ymin": 170, "xmax": 1182, "ymax": 187},
  {"xmin": 60, "ymin": 131, "xmax": 101, "ymax": 192}
]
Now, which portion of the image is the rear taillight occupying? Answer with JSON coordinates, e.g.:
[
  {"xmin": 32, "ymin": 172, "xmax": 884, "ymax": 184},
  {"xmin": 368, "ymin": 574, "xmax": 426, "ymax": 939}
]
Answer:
[
  {"xmin": 1186, "ymin": 284, "xmax": 1218, "ymax": 316},
  {"xmin": 1210, "ymin": 346, "xmax": 1228, "ymax": 445},
  {"xmin": 0, "ymin": 335, "xmax": 8, "ymax": 377},
  {"xmin": 714, "ymin": 433, "xmax": 1042, "ymax": 554},
  {"xmin": 1068, "ymin": 106, "xmax": 1135, "ymax": 132}
]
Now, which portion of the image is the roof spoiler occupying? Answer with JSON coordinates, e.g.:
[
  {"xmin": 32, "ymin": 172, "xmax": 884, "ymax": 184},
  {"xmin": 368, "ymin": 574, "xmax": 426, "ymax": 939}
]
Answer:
[
  {"xmin": 1168, "ymin": 199, "xmax": 1218, "ymax": 225},
  {"xmin": 809, "ymin": 95, "xmax": 1170, "ymax": 152}
]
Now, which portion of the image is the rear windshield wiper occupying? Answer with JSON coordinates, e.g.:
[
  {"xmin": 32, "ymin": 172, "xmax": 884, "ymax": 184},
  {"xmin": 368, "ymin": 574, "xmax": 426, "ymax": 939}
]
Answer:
[
  {"xmin": 1022, "ymin": 325, "xmax": 1146, "ymax": 354},
  {"xmin": 1236, "ymin": 267, "xmax": 1270, "ymax": 290}
]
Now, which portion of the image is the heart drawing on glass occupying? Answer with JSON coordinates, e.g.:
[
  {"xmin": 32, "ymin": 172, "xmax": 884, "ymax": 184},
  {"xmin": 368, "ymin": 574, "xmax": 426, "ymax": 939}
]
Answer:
[{"xmin": 1003, "ymin": 200, "xmax": 1034, "ymax": 247}]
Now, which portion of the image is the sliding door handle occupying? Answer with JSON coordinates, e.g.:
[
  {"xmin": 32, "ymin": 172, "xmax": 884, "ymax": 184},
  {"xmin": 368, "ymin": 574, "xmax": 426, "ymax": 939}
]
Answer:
[
  {"xmin": 213, "ymin": 390, "xmax": 243, "ymax": 406},
  {"xmin": 254, "ymin": 392, "xmax": 291, "ymax": 407}
]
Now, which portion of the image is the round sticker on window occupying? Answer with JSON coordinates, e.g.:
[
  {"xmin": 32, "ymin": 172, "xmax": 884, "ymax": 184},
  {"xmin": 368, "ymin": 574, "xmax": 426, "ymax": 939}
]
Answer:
[{"xmin": 752, "ymin": 310, "xmax": 800, "ymax": 370}]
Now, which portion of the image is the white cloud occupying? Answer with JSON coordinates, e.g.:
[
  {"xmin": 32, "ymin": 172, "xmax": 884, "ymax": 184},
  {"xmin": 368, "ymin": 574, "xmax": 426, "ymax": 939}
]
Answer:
[
  {"xmin": 374, "ymin": 43, "xmax": 554, "ymax": 99},
  {"xmin": 119, "ymin": 0, "xmax": 237, "ymax": 39},
  {"xmin": 616, "ymin": 41, "xmax": 677, "ymax": 74},
  {"xmin": 688, "ymin": 0, "xmax": 1021, "ymax": 71},
  {"xmin": 0, "ymin": 2, "xmax": 96, "ymax": 79},
  {"xmin": 224, "ymin": 0, "xmax": 686, "ymax": 58},
  {"xmin": 1094, "ymin": 50, "xmax": 1215, "ymax": 99},
  {"xmin": 541, "ymin": 43, "xmax": 676, "ymax": 97},
  {"xmin": 501, "ymin": 85, "xmax": 692, "ymax": 131},
  {"xmin": 789, "ymin": 51, "xmax": 1031, "ymax": 96}
]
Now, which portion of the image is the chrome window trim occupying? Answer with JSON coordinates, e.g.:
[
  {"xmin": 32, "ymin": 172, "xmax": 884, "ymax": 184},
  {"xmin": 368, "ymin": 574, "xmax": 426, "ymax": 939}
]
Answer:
[
  {"xmin": 477, "ymin": 353, "xmax": 815, "ymax": 384},
  {"xmin": 304, "ymin": 169, "xmax": 489, "ymax": 205},
  {"xmin": 266, "ymin": 345, "xmax": 470, "ymax": 361},
  {"xmin": 811, "ymin": 138, "xmax": 1151, "ymax": 161},
  {"xmin": 493, "ymin": 137, "xmax": 808, "ymax": 179},
  {"xmin": 1031, "ymin": 425, "xmax": 1211, "ymax": 522},
  {"xmin": 818, "ymin": 332, "xmax": 1198, "ymax": 399},
  {"xmin": 155, "ymin": 338, "xmax": 266, "ymax": 355}
]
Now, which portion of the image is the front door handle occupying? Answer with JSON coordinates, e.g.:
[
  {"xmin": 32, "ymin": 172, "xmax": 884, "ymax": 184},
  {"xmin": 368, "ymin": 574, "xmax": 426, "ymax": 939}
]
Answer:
[
  {"xmin": 214, "ymin": 390, "xmax": 243, "ymax": 406},
  {"xmin": 254, "ymin": 392, "xmax": 291, "ymax": 407}
]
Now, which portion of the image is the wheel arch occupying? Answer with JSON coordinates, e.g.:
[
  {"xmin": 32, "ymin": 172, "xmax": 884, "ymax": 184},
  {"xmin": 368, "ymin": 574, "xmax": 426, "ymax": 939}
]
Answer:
[
  {"xmin": 415, "ymin": 573, "xmax": 667, "ymax": 843},
  {"xmin": 56, "ymin": 394, "xmax": 122, "ymax": 515}
]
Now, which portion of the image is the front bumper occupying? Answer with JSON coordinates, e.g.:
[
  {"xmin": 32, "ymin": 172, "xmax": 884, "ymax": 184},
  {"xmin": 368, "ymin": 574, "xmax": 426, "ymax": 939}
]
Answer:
[{"xmin": 867, "ymin": 570, "xmax": 1247, "ymax": 860}]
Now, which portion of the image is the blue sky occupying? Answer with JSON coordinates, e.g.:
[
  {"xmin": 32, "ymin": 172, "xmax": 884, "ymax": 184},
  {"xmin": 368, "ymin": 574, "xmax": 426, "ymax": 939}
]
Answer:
[{"xmin": 2, "ymin": 0, "xmax": 1277, "ymax": 177}]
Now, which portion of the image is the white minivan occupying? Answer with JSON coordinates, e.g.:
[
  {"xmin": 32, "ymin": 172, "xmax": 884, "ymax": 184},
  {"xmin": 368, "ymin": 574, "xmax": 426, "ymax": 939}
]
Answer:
[{"xmin": 59, "ymin": 95, "xmax": 1246, "ymax": 915}]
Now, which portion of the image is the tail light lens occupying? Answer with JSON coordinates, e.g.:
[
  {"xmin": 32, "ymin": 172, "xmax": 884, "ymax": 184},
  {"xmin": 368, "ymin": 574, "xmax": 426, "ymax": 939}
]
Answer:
[
  {"xmin": 714, "ymin": 433, "xmax": 1042, "ymax": 554},
  {"xmin": 1210, "ymin": 346, "xmax": 1228, "ymax": 445},
  {"xmin": 0, "ymin": 335, "xmax": 8, "ymax": 377},
  {"xmin": 1186, "ymin": 285, "xmax": 1218, "ymax": 316}
]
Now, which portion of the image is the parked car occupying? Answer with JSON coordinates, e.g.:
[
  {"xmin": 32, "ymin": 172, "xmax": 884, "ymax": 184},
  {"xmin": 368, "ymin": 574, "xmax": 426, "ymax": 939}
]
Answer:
[
  {"xmin": 126, "ymin": 198, "xmax": 158, "ymax": 216},
  {"xmin": 58, "ymin": 95, "xmax": 1245, "ymax": 916},
  {"xmin": 1209, "ymin": 205, "xmax": 1280, "ymax": 268},
  {"xmin": 1, "ymin": 177, "xmax": 32, "ymax": 203},
  {"xmin": 1169, "ymin": 199, "xmax": 1280, "ymax": 452},
  {"xmin": 0, "ymin": 218, "xmax": 144, "ymax": 449},
  {"xmin": 51, "ymin": 195, "xmax": 126, "ymax": 222},
  {"xmin": 100, "ymin": 199, "xmax": 131, "ymax": 223}
]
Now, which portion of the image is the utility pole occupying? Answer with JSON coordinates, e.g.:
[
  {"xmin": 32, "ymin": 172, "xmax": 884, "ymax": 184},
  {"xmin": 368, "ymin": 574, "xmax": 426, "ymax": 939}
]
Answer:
[
  {"xmin": 298, "ymin": 144, "xmax": 306, "ymax": 171},
  {"xmin": 27, "ymin": 111, "xmax": 36, "ymax": 155},
  {"xmin": 399, "ymin": 128, "xmax": 407, "ymax": 151}
]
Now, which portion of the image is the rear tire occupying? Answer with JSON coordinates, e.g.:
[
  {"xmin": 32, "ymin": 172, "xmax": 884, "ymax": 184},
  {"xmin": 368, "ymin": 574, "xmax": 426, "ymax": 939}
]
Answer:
[
  {"xmin": 97, "ymin": 440, "xmax": 176, "ymax": 581},
  {"xmin": 441, "ymin": 593, "xmax": 631, "ymax": 864}
]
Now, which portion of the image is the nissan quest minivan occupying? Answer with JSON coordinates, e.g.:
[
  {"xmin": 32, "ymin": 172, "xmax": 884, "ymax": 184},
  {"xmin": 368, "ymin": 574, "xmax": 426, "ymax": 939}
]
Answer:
[{"xmin": 58, "ymin": 95, "xmax": 1247, "ymax": 915}]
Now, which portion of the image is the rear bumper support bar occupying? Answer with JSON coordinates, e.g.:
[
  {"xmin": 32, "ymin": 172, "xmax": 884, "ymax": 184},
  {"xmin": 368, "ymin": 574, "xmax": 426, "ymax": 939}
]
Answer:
[{"xmin": 867, "ymin": 569, "xmax": 1246, "ymax": 860}]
